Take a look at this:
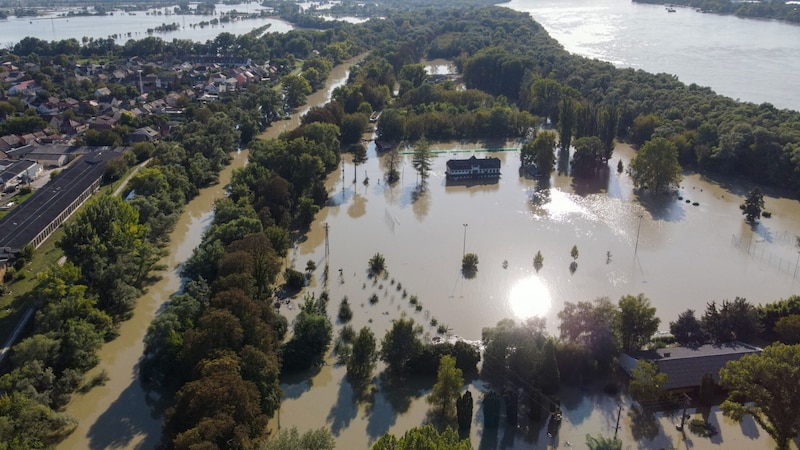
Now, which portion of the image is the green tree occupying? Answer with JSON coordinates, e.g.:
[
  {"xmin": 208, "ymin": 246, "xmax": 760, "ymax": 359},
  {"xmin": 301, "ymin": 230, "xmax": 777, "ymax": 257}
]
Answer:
[
  {"xmin": 557, "ymin": 298, "xmax": 619, "ymax": 372},
  {"xmin": 719, "ymin": 343, "xmax": 800, "ymax": 450},
  {"xmin": 346, "ymin": 327, "xmax": 377, "ymax": 383},
  {"xmin": 629, "ymin": 137, "xmax": 682, "ymax": 192},
  {"xmin": 380, "ymin": 316, "xmax": 423, "ymax": 374},
  {"xmin": 558, "ymin": 97, "xmax": 575, "ymax": 152},
  {"xmin": 428, "ymin": 355, "xmax": 464, "ymax": 418},
  {"xmin": 282, "ymin": 74, "xmax": 312, "ymax": 109},
  {"xmin": 533, "ymin": 251, "xmax": 544, "ymax": 271},
  {"xmin": 571, "ymin": 136, "xmax": 605, "ymax": 177},
  {"xmin": 351, "ymin": 143, "xmax": 368, "ymax": 184},
  {"xmin": 260, "ymin": 427, "xmax": 335, "ymax": 450},
  {"xmin": 618, "ymin": 294, "xmax": 660, "ymax": 352},
  {"xmin": 629, "ymin": 360, "xmax": 667, "ymax": 404},
  {"xmin": 462, "ymin": 253, "xmax": 479, "ymax": 277},
  {"xmin": 368, "ymin": 253, "xmax": 386, "ymax": 278},
  {"xmin": 377, "ymin": 108, "xmax": 404, "ymax": 142},
  {"xmin": 775, "ymin": 314, "xmax": 800, "ymax": 344},
  {"xmin": 586, "ymin": 434, "xmax": 623, "ymax": 450},
  {"xmin": 282, "ymin": 296, "xmax": 333, "ymax": 371},
  {"xmin": 372, "ymin": 425, "xmax": 472, "ymax": 450},
  {"xmin": 669, "ymin": 309, "xmax": 705, "ymax": 346},
  {"xmin": 570, "ymin": 245, "xmax": 579, "ymax": 261},
  {"xmin": 740, "ymin": 188, "xmax": 765, "ymax": 224},
  {"xmin": 521, "ymin": 131, "xmax": 556, "ymax": 176},
  {"xmin": 411, "ymin": 137, "xmax": 432, "ymax": 183}
]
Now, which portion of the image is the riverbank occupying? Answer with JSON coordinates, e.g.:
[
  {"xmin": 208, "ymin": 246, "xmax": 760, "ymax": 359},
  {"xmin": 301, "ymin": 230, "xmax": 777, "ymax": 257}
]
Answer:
[{"xmin": 56, "ymin": 53, "xmax": 366, "ymax": 450}]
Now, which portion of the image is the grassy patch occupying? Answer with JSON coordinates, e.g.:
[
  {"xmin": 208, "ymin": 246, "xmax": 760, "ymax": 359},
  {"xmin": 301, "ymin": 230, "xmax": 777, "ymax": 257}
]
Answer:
[{"xmin": 0, "ymin": 227, "xmax": 65, "ymax": 345}]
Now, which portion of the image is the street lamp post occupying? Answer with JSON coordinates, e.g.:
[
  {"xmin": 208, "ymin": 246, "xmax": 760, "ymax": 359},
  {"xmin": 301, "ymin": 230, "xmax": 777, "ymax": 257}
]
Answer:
[
  {"xmin": 634, "ymin": 213, "xmax": 643, "ymax": 258},
  {"xmin": 462, "ymin": 223, "xmax": 468, "ymax": 258}
]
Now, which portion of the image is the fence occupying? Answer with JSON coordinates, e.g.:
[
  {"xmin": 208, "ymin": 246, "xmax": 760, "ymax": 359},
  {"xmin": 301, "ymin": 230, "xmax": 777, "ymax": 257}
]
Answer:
[{"xmin": 731, "ymin": 233, "xmax": 800, "ymax": 279}]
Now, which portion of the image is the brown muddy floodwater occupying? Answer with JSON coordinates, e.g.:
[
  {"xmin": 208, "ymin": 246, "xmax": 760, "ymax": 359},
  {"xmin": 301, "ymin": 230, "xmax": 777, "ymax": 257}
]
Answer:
[
  {"xmin": 57, "ymin": 55, "xmax": 365, "ymax": 450},
  {"xmin": 279, "ymin": 139, "xmax": 800, "ymax": 449}
]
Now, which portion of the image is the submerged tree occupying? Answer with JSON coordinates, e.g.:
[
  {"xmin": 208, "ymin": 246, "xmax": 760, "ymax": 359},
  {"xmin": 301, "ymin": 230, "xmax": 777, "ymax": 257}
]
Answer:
[
  {"xmin": 427, "ymin": 355, "xmax": 464, "ymax": 418},
  {"xmin": 462, "ymin": 253, "xmax": 479, "ymax": 278},
  {"xmin": 411, "ymin": 137, "xmax": 432, "ymax": 183},
  {"xmin": 740, "ymin": 188, "xmax": 765, "ymax": 224},
  {"xmin": 629, "ymin": 137, "xmax": 682, "ymax": 192}
]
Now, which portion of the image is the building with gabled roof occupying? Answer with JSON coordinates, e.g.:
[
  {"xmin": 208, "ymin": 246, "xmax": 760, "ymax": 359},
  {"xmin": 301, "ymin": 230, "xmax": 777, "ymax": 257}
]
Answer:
[
  {"xmin": 445, "ymin": 155, "xmax": 501, "ymax": 180},
  {"xmin": 620, "ymin": 342, "xmax": 762, "ymax": 391}
]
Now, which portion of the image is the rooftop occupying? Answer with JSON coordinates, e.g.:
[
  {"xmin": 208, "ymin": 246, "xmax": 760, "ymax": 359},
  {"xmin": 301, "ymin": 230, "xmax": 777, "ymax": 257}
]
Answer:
[{"xmin": 0, "ymin": 147, "xmax": 125, "ymax": 251}]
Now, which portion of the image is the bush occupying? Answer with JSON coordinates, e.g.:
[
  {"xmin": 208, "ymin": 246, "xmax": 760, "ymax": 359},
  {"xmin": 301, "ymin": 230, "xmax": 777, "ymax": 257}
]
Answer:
[
  {"xmin": 338, "ymin": 297, "xmax": 353, "ymax": 323},
  {"xmin": 368, "ymin": 293, "xmax": 379, "ymax": 304},
  {"xmin": 368, "ymin": 253, "xmax": 386, "ymax": 277},
  {"xmin": 284, "ymin": 268, "xmax": 306, "ymax": 290}
]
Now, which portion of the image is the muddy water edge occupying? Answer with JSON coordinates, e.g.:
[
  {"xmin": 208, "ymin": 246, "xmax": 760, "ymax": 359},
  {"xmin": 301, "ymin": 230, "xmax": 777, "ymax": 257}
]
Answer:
[{"xmin": 56, "ymin": 54, "xmax": 365, "ymax": 450}]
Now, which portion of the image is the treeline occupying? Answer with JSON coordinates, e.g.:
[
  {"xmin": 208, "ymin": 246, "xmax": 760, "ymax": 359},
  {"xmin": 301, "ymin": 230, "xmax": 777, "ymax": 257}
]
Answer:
[
  {"xmin": 634, "ymin": 0, "xmax": 800, "ymax": 24},
  {"xmin": 348, "ymin": 6, "xmax": 800, "ymax": 191},
  {"xmin": 0, "ymin": 99, "xmax": 248, "ymax": 447}
]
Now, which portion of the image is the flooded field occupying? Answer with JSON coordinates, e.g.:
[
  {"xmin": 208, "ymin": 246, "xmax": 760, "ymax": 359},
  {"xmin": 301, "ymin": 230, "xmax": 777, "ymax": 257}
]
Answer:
[{"xmin": 278, "ymin": 138, "xmax": 800, "ymax": 448}]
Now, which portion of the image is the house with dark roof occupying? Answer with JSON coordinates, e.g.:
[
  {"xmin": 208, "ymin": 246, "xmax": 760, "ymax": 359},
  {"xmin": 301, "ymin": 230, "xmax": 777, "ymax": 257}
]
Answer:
[
  {"xmin": 620, "ymin": 342, "xmax": 762, "ymax": 391},
  {"xmin": 445, "ymin": 155, "xmax": 501, "ymax": 180}
]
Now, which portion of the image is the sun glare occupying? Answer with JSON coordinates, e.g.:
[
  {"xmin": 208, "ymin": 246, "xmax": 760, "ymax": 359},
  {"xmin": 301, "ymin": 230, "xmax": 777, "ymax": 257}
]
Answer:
[{"xmin": 508, "ymin": 275, "xmax": 552, "ymax": 319}]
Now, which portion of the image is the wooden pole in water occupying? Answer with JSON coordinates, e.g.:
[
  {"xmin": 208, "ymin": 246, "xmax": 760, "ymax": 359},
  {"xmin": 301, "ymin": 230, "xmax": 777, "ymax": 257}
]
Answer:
[
  {"xmin": 634, "ymin": 213, "xmax": 643, "ymax": 258},
  {"xmin": 462, "ymin": 223, "xmax": 468, "ymax": 258}
]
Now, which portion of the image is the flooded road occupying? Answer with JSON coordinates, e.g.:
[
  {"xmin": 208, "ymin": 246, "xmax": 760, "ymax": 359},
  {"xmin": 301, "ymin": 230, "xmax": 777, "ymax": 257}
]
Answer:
[
  {"xmin": 278, "ymin": 139, "xmax": 799, "ymax": 449},
  {"xmin": 57, "ymin": 54, "xmax": 365, "ymax": 450}
]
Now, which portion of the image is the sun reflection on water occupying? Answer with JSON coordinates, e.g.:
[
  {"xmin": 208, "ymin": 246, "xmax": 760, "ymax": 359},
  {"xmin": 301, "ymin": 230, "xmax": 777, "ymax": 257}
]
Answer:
[{"xmin": 508, "ymin": 275, "xmax": 552, "ymax": 319}]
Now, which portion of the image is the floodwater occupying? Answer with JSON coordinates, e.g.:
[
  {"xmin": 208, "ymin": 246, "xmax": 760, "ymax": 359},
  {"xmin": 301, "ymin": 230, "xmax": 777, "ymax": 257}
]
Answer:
[
  {"xmin": 277, "ymin": 138, "xmax": 799, "ymax": 448},
  {"xmin": 504, "ymin": 0, "xmax": 800, "ymax": 111},
  {"xmin": 0, "ymin": 2, "xmax": 293, "ymax": 46},
  {"xmin": 57, "ymin": 55, "xmax": 364, "ymax": 450}
]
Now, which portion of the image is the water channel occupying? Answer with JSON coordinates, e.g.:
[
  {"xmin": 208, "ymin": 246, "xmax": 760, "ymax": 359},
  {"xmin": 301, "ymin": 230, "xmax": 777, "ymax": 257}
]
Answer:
[{"xmin": 56, "ymin": 55, "xmax": 363, "ymax": 450}]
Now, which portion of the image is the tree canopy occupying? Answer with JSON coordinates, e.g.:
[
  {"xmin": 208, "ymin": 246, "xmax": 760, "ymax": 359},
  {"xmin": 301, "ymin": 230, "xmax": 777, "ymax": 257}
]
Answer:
[
  {"xmin": 720, "ymin": 343, "xmax": 800, "ymax": 450},
  {"xmin": 629, "ymin": 137, "xmax": 682, "ymax": 192}
]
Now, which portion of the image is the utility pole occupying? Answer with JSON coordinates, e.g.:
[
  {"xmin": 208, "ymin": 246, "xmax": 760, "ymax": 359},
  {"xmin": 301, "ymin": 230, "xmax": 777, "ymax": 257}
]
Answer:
[
  {"xmin": 324, "ymin": 222, "xmax": 330, "ymax": 261},
  {"xmin": 462, "ymin": 223, "xmax": 468, "ymax": 258},
  {"xmin": 634, "ymin": 213, "xmax": 643, "ymax": 258},
  {"xmin": 614, "ymin": 403, "xmax": 622, "ymax": 438}
]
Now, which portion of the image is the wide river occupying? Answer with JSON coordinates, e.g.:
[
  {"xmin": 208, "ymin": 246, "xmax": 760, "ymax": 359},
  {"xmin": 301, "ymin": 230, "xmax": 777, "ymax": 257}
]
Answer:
[{"xmin": 504, "ymin": 0, "xmax": 800, "ymax": 111}]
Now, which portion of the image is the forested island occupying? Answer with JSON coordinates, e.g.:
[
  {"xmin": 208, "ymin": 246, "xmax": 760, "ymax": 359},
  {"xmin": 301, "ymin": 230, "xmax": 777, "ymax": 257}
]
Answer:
[
  {"xmin": 2, "ymin": 1, "xmax": 800, "ymax": 449},
  {"xmin": 634, "ymin": 0, "xmax": 800, "ymax": 24}
]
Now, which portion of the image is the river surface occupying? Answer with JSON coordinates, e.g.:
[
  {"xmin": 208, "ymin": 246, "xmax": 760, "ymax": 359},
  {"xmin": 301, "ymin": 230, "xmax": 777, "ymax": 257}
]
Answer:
[
  {"xmin": 0, "ymin": 3, "xmax": 293, "ymax": 47},
  {"xmin": 277, "ymin": 131, "xmax": 798, "ymax": 448},
  {"xmin": 503, "ymin": 0, "xmax": 800, "ymax": 111},
  {"xmin": 56, "ymin": 55, "xmax": 363, "ymax": 450}
]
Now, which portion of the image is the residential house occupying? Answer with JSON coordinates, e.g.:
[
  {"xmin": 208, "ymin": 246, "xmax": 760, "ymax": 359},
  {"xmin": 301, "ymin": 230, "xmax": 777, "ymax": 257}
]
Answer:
[
  {"xmin": 128, "ymin": 126, "xmax": 160, "ymax": 144},
  {"xmin": 91, "ymin": 115, "xmax": 117, "ymax": 131},
  {"xmin": 620, "ymin": 342, "xmax": 763, "ymax": 391},
  {"xmin": 445, "ymin": 156, "xmax": 502, "ymax": 179},
  {"xmin": 7, "ymin": 80, "xmax": 37, "ymax": 96},
  {"xmin": 0, "ymin": 135, "xmax": 22, "ymax": 153}
]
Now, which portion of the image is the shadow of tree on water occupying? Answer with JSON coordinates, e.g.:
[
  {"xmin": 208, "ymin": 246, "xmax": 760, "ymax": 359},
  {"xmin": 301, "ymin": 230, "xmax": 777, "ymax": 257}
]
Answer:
[
  {"xmin": 629, "ymin": 404, "xmax": 660, "ymax": 443},
  {"xmin": 326, "ymin": 376, "xmax": 377, "ymax": 436},
  {"xmin": 87, "ymin": 380, "xmax": 161, "ymax": 450},
  {"xmin": 364, "ymin": 372, "xmax": 429, "ymax": 443},
  {"xmin": 635, "ymin": 190, "xmax": 686, "ymax": 223}
]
